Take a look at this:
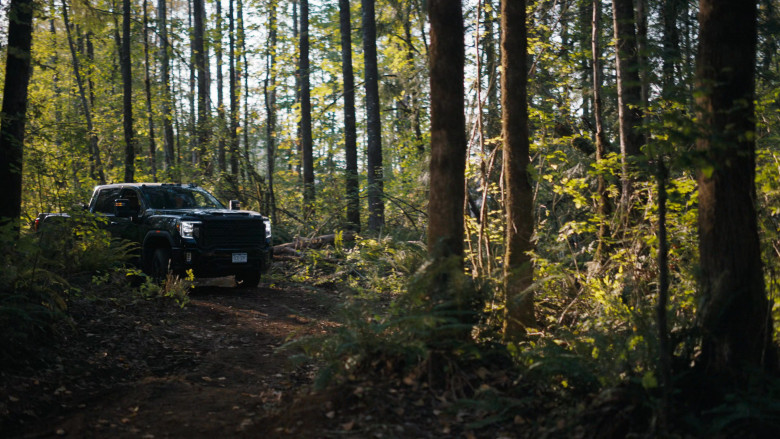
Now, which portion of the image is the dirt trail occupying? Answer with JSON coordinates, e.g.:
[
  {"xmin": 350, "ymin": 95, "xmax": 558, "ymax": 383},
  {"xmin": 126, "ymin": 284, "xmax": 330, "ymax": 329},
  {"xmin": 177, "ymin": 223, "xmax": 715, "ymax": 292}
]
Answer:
[{"xmin": 2, "ymin": 280, "xmax": 337, "ymax": 438}]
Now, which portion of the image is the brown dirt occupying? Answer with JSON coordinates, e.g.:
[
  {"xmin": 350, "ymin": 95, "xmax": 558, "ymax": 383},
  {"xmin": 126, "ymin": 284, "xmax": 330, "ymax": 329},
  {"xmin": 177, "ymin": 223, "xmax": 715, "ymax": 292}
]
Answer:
[{"xmin": 1, "ymin": 278, "xmax": 340, "ymax": 438}]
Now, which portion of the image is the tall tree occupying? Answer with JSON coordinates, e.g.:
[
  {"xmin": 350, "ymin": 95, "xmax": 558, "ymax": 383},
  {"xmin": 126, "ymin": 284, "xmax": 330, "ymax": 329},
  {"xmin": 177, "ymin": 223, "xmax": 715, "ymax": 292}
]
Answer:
[
  {"xmin": 216, "ymin": 0, "xmax": 227, "ymax": 172},
  {"xmin": 157, "ymin": 0, "xmax": 176, "ymax": 176},
  {"xmin": 264, "ymin": 0, "xmax": 278, "ymax": 222},
  {"xmin": 62, "ymin": 1, "xmax": 105, "ymax": 185},
  {"xmin": 122, "ymin": 0, "xmax": 136, "ymax": 182},
  {"xmin": 238, "ymin": 0, "xmax": 251, "ymax": 168},
  {"xmin": 228, "ymin": 0, "xmax": 239, "ymax": 175},
  {"xmin": 0, "ymin": 0, "xmax": 34, "ymax": 229},
  {"xmin": 362, "ymin": 0, "xmax": 385, "ymax": 231},
  {"xmin": 300, "ymin": 0, "xmax": 315, "ymax": 211},
  {"xmin": 592, "ymin": 0, "xmax": 610, "ymax": 260},
  {"xmin": 483, "ymin": 0, "xmax": 500, "ymax": 145},
  {"xmin": 662, "ymin": 0, "xmax": 683, "ymax": 98},
  {"xmin": 612, "ymin": 0, "xmax": 643, "ymax": 208},
  {"xmin": 695, "ymin": 0, "xmax": 775, "ymax": 376},
  {"xmin": 427, "ymin": 0, "xmax": 466, "ymax": 258},
  {"xmin": 193, "ymin": 0, "xmax": 210, "ymax": 172},
  {"xmin": 340, "ymin": 0, "xmax": 360, "ymax": 231},
  {"xmin": 143, "ymin": 0, "xmax": 158, "ymax": 181},
  {"xmin": 502, "ymin": 0, "xmax": 535, "ymax": 338}
]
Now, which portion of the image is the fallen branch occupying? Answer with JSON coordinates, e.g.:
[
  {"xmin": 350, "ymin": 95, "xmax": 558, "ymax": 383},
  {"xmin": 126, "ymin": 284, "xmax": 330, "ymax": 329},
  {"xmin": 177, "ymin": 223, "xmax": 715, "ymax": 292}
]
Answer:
[{"xmin": 273, "ymin": 231, "xmax": 356, "ymax": 254}]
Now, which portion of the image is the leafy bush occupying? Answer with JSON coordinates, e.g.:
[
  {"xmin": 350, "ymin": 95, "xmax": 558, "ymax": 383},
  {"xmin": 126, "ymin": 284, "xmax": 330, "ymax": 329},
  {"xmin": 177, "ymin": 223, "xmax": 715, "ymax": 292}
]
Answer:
[{"xmin": 0, "ymin": 212, "xmax": 140, "ymax": 368}]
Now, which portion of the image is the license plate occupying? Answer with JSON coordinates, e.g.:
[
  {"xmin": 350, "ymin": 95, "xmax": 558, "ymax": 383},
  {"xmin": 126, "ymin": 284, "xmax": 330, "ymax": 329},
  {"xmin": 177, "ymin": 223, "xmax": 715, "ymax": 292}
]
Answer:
[{"xmin": 232, "ymin": 253, "xmax": 248, "ymax": 263}]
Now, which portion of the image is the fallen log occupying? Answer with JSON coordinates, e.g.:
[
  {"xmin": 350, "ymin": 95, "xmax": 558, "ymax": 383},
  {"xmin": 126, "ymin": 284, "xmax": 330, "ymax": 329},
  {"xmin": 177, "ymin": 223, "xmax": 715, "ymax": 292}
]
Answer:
[{"xmin": 273, "ymin": 231, "xmax": 356, "ymax": 254}]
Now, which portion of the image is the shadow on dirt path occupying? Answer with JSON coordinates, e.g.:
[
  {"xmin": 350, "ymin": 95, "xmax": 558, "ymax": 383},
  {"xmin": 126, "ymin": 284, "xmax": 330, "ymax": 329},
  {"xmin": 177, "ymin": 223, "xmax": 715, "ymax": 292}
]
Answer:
[{"xmin": 1, "ymin": 280, "xmax": 338, "ymax": 438}]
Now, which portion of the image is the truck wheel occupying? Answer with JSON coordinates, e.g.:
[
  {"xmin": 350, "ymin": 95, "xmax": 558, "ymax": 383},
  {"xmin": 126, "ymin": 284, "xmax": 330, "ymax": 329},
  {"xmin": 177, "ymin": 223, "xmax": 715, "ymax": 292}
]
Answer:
[
  {"xmin": 151, "ymin": 247, "xmax": 172, "ymax": 283},
  {"xmin": 235, "ymin": 270, "xmax": 260, "ymax": 288}
]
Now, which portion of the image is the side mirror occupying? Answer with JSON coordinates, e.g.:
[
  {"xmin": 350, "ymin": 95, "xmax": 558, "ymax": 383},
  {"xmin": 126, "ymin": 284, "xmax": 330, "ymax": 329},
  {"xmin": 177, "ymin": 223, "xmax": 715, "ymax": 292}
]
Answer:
[
  {"xmin": 114, "ymin": 199, "xmax": 136, "ymax": 218},
  {"xmin": 229, "ymin": 200, "xmax": 241, "ymax": 210}
]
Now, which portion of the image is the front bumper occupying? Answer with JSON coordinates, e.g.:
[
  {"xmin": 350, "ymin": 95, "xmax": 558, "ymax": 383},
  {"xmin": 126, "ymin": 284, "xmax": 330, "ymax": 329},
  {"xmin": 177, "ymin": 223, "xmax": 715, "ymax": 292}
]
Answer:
[{"xmin": 171, "ymin": 243, "xmax": 271, "ymax": 278}]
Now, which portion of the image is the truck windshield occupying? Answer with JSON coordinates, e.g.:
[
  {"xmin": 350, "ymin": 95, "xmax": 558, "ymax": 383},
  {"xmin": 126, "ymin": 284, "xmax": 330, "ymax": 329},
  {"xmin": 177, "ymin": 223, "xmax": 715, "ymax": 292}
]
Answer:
[{"xmin": 141, "ymin": 186, "xmax": 225, "ymax": 210}]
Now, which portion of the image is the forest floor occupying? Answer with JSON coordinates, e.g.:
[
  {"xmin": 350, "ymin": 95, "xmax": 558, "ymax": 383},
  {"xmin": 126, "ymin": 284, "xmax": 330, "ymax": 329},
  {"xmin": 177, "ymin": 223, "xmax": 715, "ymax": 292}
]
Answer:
[{"xmin": 1, "ymin": 271, "xmax": 536, "ymax": 438}]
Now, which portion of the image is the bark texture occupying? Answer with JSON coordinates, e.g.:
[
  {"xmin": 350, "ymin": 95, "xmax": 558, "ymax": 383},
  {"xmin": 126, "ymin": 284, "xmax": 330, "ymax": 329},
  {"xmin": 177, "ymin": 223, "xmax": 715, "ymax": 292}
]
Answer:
[
  {"xmin": 612, "ymin": 0, "xmax": 643, "ymax": 207},
  {"xmin": 122, "ymin": 0, "xmax": 135, "ymax": 182},
  {"xmin": 427, "ymin": 0, "xmax": 466, "ymax": 258},
  {"xmin": 0, "ymin": 0, "xmax": 34, "ymax": 228},
  {"xmin": 363, "ymin": 0, "xmax": 385, "ymax": 231},
  {"xmin": 501, "ymin": 0, "xmax": 535, "ymax": 337},
  {"xmin": 340, "ymin": 0, "xmax": 360, "ymax": 231},
  {"xmin": 695, "ymin": 0, "xmax": 775, "ymax": 375},
  {"xmin": 300, "ymin": 0, "xmax": 315, "ymax": 211}
]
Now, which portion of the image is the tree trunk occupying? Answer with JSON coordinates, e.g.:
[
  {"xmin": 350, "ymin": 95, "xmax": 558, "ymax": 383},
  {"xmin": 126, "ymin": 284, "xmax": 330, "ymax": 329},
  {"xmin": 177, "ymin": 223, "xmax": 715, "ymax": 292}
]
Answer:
[
  {"xmin": 484, "ymin": 0, "xmax": 500, "ymax": 145},
  {"xmin": 62, "ymin": 1, "xmax": 105, "ymax": 185},
  {"xmin": 228, "ymin": 0, "xmax": 239, "ymax": 176},
  {"xmin": 188, "ymin": 1, "xmax": 197, "ymax": 167},
  {"xmin": 158, "ymin": 0, "xmax": 176, "ymax": 175},
  {"xmin": 216, "ymin": 0, "xmax": 227, "ymax": 173},
  {"xmin": 593, "ymin": 0, "xmax": 611, "ymax": 260},
  {"xmin": 427, "ymin": 0, "xmax": 466, "ymax": 259},
  {"xmin": 122, "ymin": 0, "xmax": 136, "ymax": 183},
  {"xmin": 695, "ymin": 0, "xmax": 775, "ymax": 376},
  {"xmin": 340, "ymin": 0, "xmax": 360, "ymax": 231},
  {"xmin": 612, "ymin": 0, "xmax": 643, "ymax": 208},
  {"xmin": 193, "ymin": 0, "xmax": 210, "ymax": 173},
  {"xmin": 0, "ymin": 0, "xmax": 34, "ymax": 229},
  {"xmin": 363, "ymin": 0, "xmax": 385, "ymax": 231},
  {"xmin": 662, "ymin": 0, "xmax": 683, "ymax": 98},
  {"xmin": 238, "ymin": 0, "xmax": 251, "ymax": 169},
  {"xmin": 143, "ymin": 0, "xmax": 157, "ymax": 181},
  {"xmin": 300, "ymin": 0, "xmax": 315, "ymax": 213},
  {"xmin": 264, "ymin": 0, "xmax": 278, "ymax": 222},
  {"xmin": 502, "ymin": 0, "xmax": 535, "ymax": 338}
]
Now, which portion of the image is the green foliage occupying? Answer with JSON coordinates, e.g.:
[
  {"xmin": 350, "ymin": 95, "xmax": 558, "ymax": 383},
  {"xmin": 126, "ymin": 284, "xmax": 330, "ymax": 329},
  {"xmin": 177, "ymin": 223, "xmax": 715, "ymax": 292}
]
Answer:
[{"xmin": 0, "ymin": 211, "xmax": 138, "ymax": 367}]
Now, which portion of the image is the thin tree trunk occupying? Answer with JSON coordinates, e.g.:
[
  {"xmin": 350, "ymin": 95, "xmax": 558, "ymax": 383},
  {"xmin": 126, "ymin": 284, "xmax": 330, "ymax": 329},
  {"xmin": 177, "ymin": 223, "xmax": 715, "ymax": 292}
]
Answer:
[
  {"xmin": 363, "ymin": 0, "xmax": 385, "ymax": 231},
  {"xmin": 229, "ymin": 0, "xmax": 239, "ymax": 176},
  {"xmin": 188, "ymin": 1, "xmax": 197, "ymax": 166},
  {"xmin": 300, "ymin": 0, "xmax": 315, "ymax": 213},
  {"xmin": 593, "ymin": 0, "xmax": 610, "ymax": 260},
  {"xmin": 612, "ymin": 0, "xmax": 643, "ymax": 208},
  {"xmin": 0, "ymin": 0, "xmax": 34, "ymax": 229},
  {"xmin": 122, "ymin": 0, "xmax": 136, "ymax": 182},
  {"xmin": 502, "ymin": 0, "xmax": 535, "ymax": 338},
  {"xmin": 158, "ymin": 0, "xmax": 175, "ymax": 175},
  {"xmin": 695, "ymin": 0, "xmax": 775, "ymax": 377},
  {"xmin": 216, "ymin": 0, "xmax": 227, "ymax": 172},
  {"xmin": 193, "ymin": 0, "xmax": 210, "ymax": 173},
  {"xmin": 62, "ymin": 0, "xmax": 105, "ymax": 185},
  {"xmin": 484, "ymin": 0, "xmax": 500, "ymax": 145},
  {"xmin": 662, "ymin": 0, "xmax": 682, "ymax": 98},
  {"xmin": 143, "ymin": 0, "xmax": 158, "ymax": 181},
  {"xmin": 427, "ymin": 0, "xmax": 466, "ymax": 258},
  {"xmin": 635, "ymin": 0, "xmax": 649, "ymax": 140},
  {"xmin": 340, "ymin": 0, "xmax": 360, "ymax": 231},
  {"xmin": 238, "ymin": 0, "xmax": 251, "ymax": 169},
  {"xmin": 264, "ymin": 0, "xmax": 278, "ymax": 222}
]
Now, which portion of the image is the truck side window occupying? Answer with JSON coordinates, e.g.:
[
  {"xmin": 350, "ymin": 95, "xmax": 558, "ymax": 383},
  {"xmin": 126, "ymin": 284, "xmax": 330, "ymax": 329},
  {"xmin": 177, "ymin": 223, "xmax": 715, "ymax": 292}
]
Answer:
[
  {"xmin": 119, "ymin": 189, "xmax": 142, "ymax": 213},
  {"xmin": 94, "ymin": 188, "xmax": 121, "ymax": 214}
]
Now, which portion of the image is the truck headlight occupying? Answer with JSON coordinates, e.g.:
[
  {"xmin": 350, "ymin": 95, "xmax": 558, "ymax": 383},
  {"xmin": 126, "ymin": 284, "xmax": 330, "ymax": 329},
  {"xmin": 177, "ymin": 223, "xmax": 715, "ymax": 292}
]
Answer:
[
  {"xmin": 179, "ymin": 221, "xmax": 201, "ymax": 239},
  {"xmin": 263, "ymin": 218, "xmax": 272, "ymax": 242}
]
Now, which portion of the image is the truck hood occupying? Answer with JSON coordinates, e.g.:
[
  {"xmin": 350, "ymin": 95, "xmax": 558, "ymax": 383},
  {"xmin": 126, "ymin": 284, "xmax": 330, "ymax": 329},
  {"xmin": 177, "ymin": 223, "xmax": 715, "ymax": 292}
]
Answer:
[{"xmin": 152, "ymin": 209, "xmax": 265, "ymax": 219}]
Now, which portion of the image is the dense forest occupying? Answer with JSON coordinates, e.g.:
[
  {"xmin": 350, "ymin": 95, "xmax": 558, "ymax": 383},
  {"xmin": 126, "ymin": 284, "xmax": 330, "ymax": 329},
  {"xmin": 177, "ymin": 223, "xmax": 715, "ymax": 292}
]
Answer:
[{"xmin": 2, "ymin": 0, "xmax": 780, "ymax": 436}]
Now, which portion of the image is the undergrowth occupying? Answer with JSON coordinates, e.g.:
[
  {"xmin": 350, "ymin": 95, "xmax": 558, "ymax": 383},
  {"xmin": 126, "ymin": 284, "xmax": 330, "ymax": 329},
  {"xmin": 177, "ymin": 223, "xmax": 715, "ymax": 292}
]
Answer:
[{"xmin": 0, "ymin": 211, "xmax": 188, "ymax": 369}]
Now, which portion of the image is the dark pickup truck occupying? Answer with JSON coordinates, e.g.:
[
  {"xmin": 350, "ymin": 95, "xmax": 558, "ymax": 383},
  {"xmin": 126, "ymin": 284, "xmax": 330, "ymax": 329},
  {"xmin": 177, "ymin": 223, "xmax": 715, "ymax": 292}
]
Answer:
[{"xmin": 36, "ymin": 183, "xmax": 272, "ymax": 287}]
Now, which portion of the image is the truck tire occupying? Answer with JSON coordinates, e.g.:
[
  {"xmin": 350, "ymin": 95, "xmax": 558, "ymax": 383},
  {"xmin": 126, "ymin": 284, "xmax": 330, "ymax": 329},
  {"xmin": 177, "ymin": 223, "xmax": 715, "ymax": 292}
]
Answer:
[
  {"xmin": 235, "ymin": 270, "xmax": 260, "ymax": 288},
  {"xmin": 151, "ymin": 247, "xmax": 172, "ymax": 283}
]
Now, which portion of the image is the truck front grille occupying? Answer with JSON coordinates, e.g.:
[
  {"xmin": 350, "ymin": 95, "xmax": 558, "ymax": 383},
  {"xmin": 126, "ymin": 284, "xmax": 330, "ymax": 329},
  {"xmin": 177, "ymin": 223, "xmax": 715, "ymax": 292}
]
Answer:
[{"xmin": 200, "ymin": 218, "xmax": 265, "ymax": 248}]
